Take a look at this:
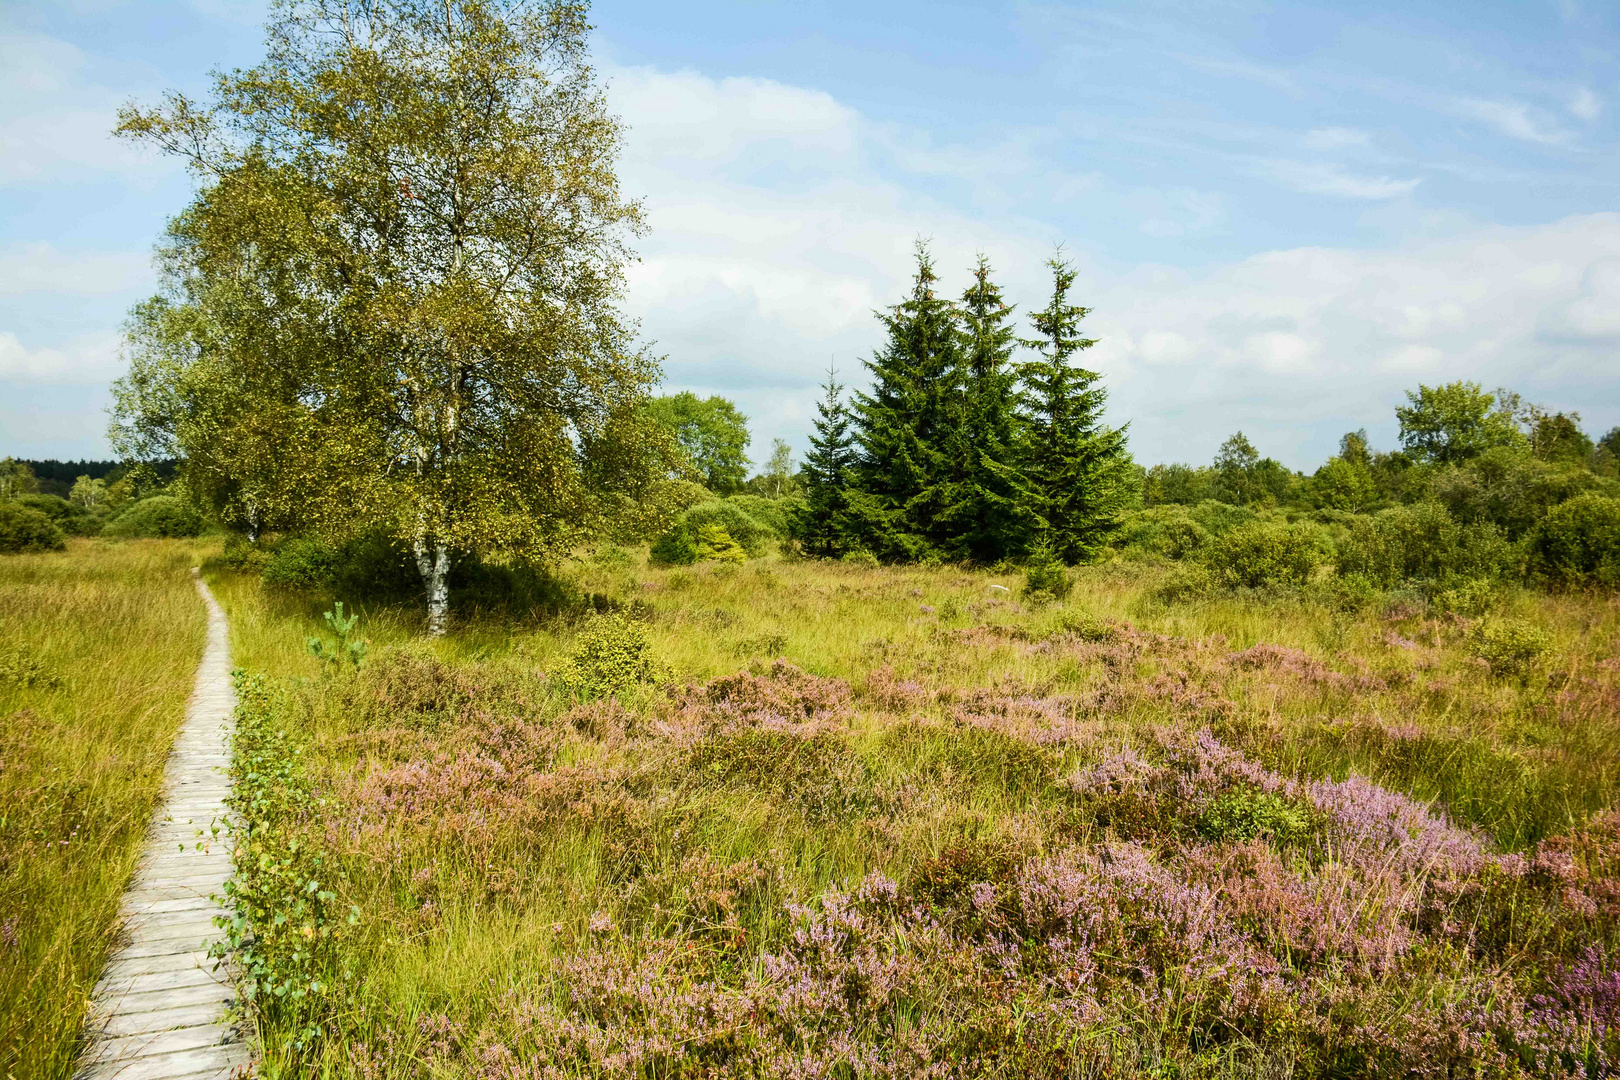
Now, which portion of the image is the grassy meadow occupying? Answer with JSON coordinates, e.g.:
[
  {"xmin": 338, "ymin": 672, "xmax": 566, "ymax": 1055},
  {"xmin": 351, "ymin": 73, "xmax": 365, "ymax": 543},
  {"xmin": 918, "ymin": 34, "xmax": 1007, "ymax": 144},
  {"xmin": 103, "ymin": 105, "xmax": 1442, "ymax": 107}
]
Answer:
[
  {"xmin": 207, "ymin": 545, "xmax": 1620, "ymax": 1078},
  {"xmin": 0, "ymin": 539, "xmax": 211, "ymax": 1079}
]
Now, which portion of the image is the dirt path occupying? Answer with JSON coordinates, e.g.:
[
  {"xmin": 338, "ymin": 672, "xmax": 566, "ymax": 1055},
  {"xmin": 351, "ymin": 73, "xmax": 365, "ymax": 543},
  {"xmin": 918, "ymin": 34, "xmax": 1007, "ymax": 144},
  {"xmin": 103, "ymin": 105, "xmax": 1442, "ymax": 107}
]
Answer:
[{"xmin": 75, "ymin": 569, "xmax": 249, "ymax": 1080}]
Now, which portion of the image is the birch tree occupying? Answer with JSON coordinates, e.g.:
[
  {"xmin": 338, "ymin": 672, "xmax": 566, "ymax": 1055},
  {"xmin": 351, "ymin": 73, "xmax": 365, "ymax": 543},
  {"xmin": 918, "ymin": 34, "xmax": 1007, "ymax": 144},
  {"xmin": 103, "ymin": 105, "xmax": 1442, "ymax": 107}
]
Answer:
[{"xmin": 113, "ymin": 0, "xmax": 662, "ymax": 633}]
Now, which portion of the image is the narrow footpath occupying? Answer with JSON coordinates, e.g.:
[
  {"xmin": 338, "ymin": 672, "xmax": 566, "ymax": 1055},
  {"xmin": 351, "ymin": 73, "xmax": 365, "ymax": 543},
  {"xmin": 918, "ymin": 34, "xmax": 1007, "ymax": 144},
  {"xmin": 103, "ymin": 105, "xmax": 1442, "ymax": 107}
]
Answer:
[{"xmin": 75, "ymin": 570, "xmax": 249, "ymax": 1080}]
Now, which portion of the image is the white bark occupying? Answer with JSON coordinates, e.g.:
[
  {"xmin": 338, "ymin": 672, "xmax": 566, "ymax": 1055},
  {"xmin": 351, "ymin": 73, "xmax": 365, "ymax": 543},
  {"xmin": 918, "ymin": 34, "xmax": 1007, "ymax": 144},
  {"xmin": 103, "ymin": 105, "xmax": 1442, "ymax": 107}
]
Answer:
[{"xmin": 413, "ymin": 537, "xmax": 451, "ymax": 637}]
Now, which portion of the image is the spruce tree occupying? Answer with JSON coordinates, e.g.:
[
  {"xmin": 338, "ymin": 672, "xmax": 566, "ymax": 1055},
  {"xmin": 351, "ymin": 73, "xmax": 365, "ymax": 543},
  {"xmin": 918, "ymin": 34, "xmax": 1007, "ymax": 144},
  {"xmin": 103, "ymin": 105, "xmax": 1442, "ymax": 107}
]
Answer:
[
  {"xmin": 938, "ymin": 255, "xmax": 1040, "ymax": 562},
  {"xmin": 794, "ymin": 365, "xmax": 858, "ymax": 557},
  {"xmin": 1020, "ymin": 256, "xmax": 1135, "ymax": 563},
  {"xmin": 850, "ymin": 242, "xmax": 962, "ymax": 560}
]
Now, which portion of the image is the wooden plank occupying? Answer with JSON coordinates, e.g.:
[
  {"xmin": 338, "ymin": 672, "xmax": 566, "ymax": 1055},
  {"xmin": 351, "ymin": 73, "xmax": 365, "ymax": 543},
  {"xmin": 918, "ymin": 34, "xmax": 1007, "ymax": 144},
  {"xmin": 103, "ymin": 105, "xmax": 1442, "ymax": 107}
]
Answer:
[
  {"xmin": 84, "ymin": 1003, "xmax": 228, "ymax": 1040},
  {"xmin": 77, "ymin": 1042, "xmax": 251, "ymax": 1080},
  {"xmin": 100, "ymin": 950, "xmax": 218, "ymax": 980},
  {"xmin": 80, "ymin": 1023, "xmax": 236, "ymax": 1065},
  {"xmin": 88, "ymin": 980, "xmax": 233, "ymax": 1018},
  {"xmin": 95, "ymin": 965, "xmax": 226, "ymax": 996}
]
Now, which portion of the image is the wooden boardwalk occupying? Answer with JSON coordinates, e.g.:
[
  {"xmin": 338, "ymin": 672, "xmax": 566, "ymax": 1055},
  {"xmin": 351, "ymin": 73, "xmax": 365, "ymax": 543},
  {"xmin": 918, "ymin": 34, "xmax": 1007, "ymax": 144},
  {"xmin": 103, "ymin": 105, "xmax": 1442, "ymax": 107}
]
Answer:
[{"xmin": 76, "ymin": 570, "xmax": 251, "ymax": 1080}]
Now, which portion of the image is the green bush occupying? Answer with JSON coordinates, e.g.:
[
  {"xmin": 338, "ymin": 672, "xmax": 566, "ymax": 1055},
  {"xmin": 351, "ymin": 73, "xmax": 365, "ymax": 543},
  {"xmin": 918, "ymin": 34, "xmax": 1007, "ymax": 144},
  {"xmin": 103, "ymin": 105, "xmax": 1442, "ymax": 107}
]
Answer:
[
  {"xmin": 726, "ymin": 494, "xmax": 800, "ymax": 538},
  {"xmin": 1186, "ymin": 499, "xmax": 1259, "ymax": 535},
  {"xmin": 1468, "ymin": 618, "xmax": 1552, "ymax": 679},
  {"xmin": 1431, "ymin": 578, "xmax": 1499, "ymax": 617},
  {"xmin": 694, "ymin": 524, "xmax": 746, "ymax": 564},
  {"xmin": 1429, "ymin": 447, "xmax": 1616, "ymax": 540},
  {"xmin": 553, "ymin": 612, "xmax": 665, "ymax": 698},
  {"xmin": 1151, "ymin": 562, "xmax": 1214, "ymax": 604},
  {"xmin": 840, "ymin": 548, "xmax": 879, "ymax": 567},
  {"xmin": 1527, "ymin": 493, "xmax": 1620, "ymax": 589},
  {"xmin": 0, "ymin": 502, "xmax": 66, "ymax": 554},
  {"xmin": 219, "ymin": 535, "xmax": 272, "ymax": 574},
  {"xmin": 1023, "ymin": 546, "xmax": 1072, "ymax": 599},
  {"xmin": 1204, "ymin": 522, "xmax": 1324, "ymax": 588},
  {"xmin": 1196, "ymin": 788, "xmax": 1310, "ymax": 844},
  {"xmin": 1335, "ymin": 502, "xmax": 1515, "ymax": 587},
  {"xmin": 262, "ymin": 537, "xmax": 340, "ymax": 589},
  {"xmin": 15, "ymin": 494, "xmax": 100, "ymax": 536},
  {"xmin": 1110, "ymin": 506, "xmax": 1210, "ymax": 560},
  {"xmin": 102, "ymin": 495, "xmax": 203, "ymax": 538},
  {"xmin": 650, "ymin": 527, "xmax": 699, "ymax": 567},
  {"xmin": 650, "ymin": 501, "xmax": 770, "ymax": 566}
]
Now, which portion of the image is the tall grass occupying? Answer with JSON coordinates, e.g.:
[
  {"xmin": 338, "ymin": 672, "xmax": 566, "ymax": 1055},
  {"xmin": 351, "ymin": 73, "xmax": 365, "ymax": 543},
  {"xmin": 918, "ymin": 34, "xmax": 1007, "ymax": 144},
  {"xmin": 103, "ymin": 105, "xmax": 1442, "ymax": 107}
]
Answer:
[
  {"xmin": 0, "ymin": 539, "xmax": 211, "ymax": 1079},
  {"xmin": 208, "ymin": 551, "xmax": 1620, "ymax": 1077}
]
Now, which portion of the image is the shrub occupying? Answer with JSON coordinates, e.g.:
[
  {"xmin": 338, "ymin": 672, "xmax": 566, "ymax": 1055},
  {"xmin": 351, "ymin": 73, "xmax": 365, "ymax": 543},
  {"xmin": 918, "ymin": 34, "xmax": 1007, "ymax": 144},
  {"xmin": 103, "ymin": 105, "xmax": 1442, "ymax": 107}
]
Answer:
[
  {"xmin": 102, "ymin": 495, "xmax": 203, "ymax": 538},
  {"xmin": 554, "ymin": 612, "xmax": 665, "ymax": 698},
  {"xmin": 1196, "ymin": 788, "xmax": 1310, "ymax": 844},
  {"xmin": 1430, "ymin": 446, "xmax": 1615, "ymax": 539},
  {"xmin": 1468, "ymin": 618, "xmax": 1552, "ymax": 679},
  {"xmin": 1336, "ymin": 502, "xmax": 1516, "ymax": 587},
  {"xmin": 1186, "ymin": 498, "xmax": 1259, "ymax": 535},
  {"xmin": 0, "ymin": 642, "xmax": 62, "ymax": 688},
  {"xmin": 262, "ymin": 537, "xmax": 339, "ymax": 589},
  {"xmin": 650, "ymin": 501, "xmax": 770, "ymax": 566},
  {"xmin": 1431, "ymin": 578, "xmax": 1499, "ymax": 617},
  {"xmin": 219, "ymin": 535, "xmax": 272, "ymax": 574},
  {"xmin": 15, "ymin": 494, "xmax": 100, "ymax": 536},
  {"xmin": 1528, "ymin": 493, "xmax": 1620, "ymax": 589},
  {"xmin": 694, "ymin": 524, "xmax": 746, "ymax": 564},
  {"xmin": 1151, "ymin": 562, "xmax": 1214, "ymax": 604},
  {"xmin": 726, "ymin": 494, "xmax": 798, "ymax": 538},
  {"xmin": 1161, "ymin": 517, "xmax": 1210, "ymax": 560},
  {"xmin": 649, "ymin": 527, "xmax": 699, "ymax": 567},
  {"xmin": 0, "ymin": 502, "xmax": 65, "ymax": 554},
  {"xmin": 840, "ymin": 548, "xmax": 879, "ymax": 567},
  {"xmin": 1022, "ymin": 546, "xmax": 1072, "ymax": 600},
  {"xmin": 1111, "ymin": 505, "xmax": 1222, "ymax": 561},
  {"xmin": 1204, "ymin": 522, "xmax": 1324, "ymax": 588}
]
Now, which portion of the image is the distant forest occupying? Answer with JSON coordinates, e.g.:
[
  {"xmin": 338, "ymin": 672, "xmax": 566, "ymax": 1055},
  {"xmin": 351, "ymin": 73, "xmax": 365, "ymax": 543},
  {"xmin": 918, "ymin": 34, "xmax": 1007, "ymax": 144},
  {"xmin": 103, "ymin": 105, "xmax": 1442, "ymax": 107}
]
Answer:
[{"xmin": 15, "ymin": 460, "xmax": 176, "ymax": 498}]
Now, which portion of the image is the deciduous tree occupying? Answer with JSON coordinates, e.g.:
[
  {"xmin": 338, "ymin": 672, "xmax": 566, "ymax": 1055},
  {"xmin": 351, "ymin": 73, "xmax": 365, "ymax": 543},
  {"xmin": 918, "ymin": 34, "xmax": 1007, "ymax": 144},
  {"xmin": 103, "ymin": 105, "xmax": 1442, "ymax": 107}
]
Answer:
[
  {"xmin": 113, "ymin": 0, "xmax": 662, "ymax": 633},
  {"xmin": 1396, "ymin": 382, "xmax": 1524, "ymax": 465},
  {"xmin": 645, "ymin": 392, "xmax": 752, "ymax": 494}
]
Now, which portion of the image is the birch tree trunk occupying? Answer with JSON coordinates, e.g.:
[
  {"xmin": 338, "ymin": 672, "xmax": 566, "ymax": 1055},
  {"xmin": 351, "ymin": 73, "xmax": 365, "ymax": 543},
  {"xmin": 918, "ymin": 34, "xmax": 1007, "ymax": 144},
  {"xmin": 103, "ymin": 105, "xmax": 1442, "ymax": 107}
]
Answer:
[{"xmin": 413, "ymin": 537, "xmax": 452, "ymax": 637}]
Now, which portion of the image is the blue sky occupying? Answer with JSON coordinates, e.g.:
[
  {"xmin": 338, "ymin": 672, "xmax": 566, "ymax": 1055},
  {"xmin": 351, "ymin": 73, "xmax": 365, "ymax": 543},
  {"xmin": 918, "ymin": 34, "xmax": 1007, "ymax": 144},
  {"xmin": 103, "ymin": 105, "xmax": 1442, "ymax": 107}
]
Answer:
[{"xmin": 2, "ymin": 1, "xmax": 1618, "ymax": 470}]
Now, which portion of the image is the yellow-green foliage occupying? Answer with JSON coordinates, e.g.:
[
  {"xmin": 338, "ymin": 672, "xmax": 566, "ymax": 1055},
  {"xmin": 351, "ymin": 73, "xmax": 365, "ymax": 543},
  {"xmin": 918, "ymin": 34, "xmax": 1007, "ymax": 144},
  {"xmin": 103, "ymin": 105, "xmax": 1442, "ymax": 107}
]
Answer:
[
  {"xmin": 553, "ymin": 611, "xmax": 667, "ymax": 698},
  {"xmin": 1205, "ymin": 521, "xmax": 1325, "ymax": 588},
  {"xmin": 1468, "ymin": 616, "xmax": 1553, "ymax": 678},
  {"xmin": 694, "ymin": 523, "xmax": 746, "ymax": 564},
  {"xmin": 0, "ymin": 539, "xmax": 210, "ymax": 1079}
]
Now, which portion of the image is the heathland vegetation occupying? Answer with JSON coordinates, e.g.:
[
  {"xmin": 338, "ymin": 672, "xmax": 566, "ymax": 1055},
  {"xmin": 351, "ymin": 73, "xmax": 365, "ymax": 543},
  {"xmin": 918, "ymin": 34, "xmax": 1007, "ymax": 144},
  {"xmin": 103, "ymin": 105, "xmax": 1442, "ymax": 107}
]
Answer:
[{"xmin": 4, "ymin": 0, "xmax": 1620, "ymax": 1077}]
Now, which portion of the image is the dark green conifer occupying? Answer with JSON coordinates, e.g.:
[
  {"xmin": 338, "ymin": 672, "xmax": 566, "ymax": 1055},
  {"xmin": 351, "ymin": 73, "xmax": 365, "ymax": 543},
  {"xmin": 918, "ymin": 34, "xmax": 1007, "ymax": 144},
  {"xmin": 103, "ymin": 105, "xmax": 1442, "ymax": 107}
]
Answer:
[
  {"xmin": 794, "ymin": 365, "xmax": 858, "ymax": 557},
  {"xmin": 849, "ymin": 241, "xmax": 961, "ymax": 560},
  {"xmin": 938, "ymin": 255, "xmax": 1041, "ymax": 562},
  {"xmin": 1020, "ymin": 255, "xmax": 1135, "ymax": 563}
]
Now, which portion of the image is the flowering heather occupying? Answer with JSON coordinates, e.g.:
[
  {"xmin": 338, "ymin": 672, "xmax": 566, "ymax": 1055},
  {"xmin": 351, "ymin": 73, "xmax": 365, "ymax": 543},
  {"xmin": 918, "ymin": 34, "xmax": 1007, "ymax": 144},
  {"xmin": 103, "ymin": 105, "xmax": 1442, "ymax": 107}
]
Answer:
[
  {"xmin": 666, "ymin": 659, "xmax": 852, "ymax": 735},
  {"xmin": 210, "ymin": 552, "xmax": 1620, "ymax": 1078},
  {"xmin": 1227, "ymin": 641, "xmax": 1387, "ymax": 692}
]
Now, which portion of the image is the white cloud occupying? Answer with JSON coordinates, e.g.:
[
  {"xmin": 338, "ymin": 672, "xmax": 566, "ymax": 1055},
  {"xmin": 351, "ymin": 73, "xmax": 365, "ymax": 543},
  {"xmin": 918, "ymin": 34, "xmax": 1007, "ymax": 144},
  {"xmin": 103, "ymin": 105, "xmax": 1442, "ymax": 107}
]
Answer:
[
  {"xmin": 0, "ymin": 32, "xmax": 171, "ymax": 185},
  {"xmin": 1301, "ymin": 127, "xmax": 1371, "ymax": 150},
  {"xmin": 1264, "ymin": 160, "xmax": 1420, "ymax": 199},
  {"xmin": 1086, "ymin": 213, "xmax": 1620, "ymax": 463},
  {"xmin": 605, "ymin": 63, "xmax": 1620, "ymax": 468},
  {"xmin": 0, "ymin": 243, "xmax": 150, "ymax": 296},
  {"xmin": 1454, "ymin": 97, "xmax": 1571, "ymax": 145},
  {"xmin": 1570, "ymin": 87, "xmax": 1602, "ymax": 121},
  {"xmin": 0, "ymin": 330, "xmax": 122, "ymax": 383}
]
